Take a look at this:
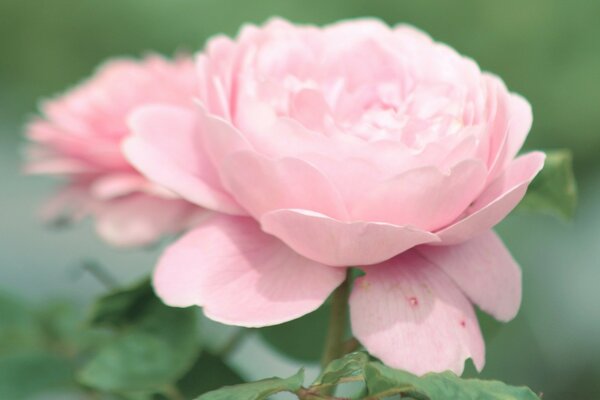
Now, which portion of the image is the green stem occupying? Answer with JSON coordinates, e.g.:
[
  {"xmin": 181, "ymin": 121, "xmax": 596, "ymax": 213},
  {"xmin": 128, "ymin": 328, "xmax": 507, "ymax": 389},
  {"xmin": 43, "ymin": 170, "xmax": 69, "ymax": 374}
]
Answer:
[
  {"xmin": 218, "ymin": 328, "xmax": 248, "ymax": 357},
  {"xmin": 321, "ymin": 269, "xmax": 352, "ymax": 368}
]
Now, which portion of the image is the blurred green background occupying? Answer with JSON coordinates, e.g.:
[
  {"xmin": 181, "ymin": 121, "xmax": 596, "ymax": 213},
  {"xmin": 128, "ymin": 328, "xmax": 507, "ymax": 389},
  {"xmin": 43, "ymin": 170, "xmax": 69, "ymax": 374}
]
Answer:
[{"xmin": 0, "ymin": 1, "xmax": 599, "ymax": 399}]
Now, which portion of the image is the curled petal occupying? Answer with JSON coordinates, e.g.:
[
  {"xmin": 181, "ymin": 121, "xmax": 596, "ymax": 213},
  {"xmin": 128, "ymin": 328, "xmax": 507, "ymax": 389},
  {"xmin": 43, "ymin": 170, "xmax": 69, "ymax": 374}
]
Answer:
[{"xmin": 437, "ymin": 152, "xmax": 545, "ymax": 244}]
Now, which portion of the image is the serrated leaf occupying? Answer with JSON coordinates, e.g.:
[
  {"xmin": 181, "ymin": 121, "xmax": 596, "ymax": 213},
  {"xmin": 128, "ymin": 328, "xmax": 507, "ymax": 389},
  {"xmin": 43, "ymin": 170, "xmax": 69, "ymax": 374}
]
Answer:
[
  {"xmin": 0, "ymin": 350, "xmax": 73, "ymax": 399},
  {"xmin": 177, "ymin": 352, "xmax": 243, "ymax": 398},
  {"xmin": 78, "ymin": 280, "xmax": 200, "ymax": 393},
  {"xmin": 365, "ymin": 362, "xmax": 540, "ymax": 400},
  {"xmin": 519, "ymin": 149, "xmax": 577, "ymax": 219},
  {"xmin": 259, "ymin": 303, "xmax": 329, "ymax": 362},
  {"xmin": 313, "ymin": 351, "xmax": 368, "ymax": 386},
  {"xmin": 197, "ymin": 369, "xmax": 304, "ymax": 400}
]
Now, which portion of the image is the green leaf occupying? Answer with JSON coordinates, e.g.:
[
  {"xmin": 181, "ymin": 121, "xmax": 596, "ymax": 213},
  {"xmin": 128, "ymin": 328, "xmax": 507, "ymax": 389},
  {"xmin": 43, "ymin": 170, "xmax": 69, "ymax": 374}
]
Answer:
[
  {"xmin": 519, "ymin": 149, "xmax": 577, "ymax": 219},
  {"xmin": 313, "ymin": 351, "xmax": 368, "ymax": 386},
  {"xmin": 0, "ymin": 350, "xmax": 73, "ymax": 399},
  {"xmin": 177, "ymin": 352, "xmax": 243, "ymax": 398},
  {"xmin": 364, "ymin": 362, "xmax": 540, "ymax": 400},
  {"xmin": 88, "ymin": 277, "xmax": 154, "ymax": 328},
  {"xmin": 197, "ymin": 369, "xmax": 304, "ymax": 400},
  {"xmin": 78, "ymin": 280, "xmax": 200, "ymax": 393},
  {"xmin": 259, "ymin": 303, "xmax": 329, "ymax": 362}
]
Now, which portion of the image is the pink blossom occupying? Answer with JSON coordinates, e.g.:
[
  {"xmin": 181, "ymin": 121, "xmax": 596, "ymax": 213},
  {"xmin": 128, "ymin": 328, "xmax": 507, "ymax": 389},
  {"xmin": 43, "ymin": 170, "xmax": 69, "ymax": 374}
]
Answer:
[
  {"xmin": 25, "ymin": 55, "xmax": 203, "ymax": 247},
  {"xmin": 123, "ymin": 19, "xmax": 545, "ymax": 373}
]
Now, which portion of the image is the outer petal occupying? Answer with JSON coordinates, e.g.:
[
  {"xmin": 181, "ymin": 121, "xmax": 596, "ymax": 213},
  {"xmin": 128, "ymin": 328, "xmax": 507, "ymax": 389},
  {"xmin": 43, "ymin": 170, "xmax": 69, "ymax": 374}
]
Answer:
[
  {"xmin": 153, "ymin": 214, "xmax": 346, "ymax": 327},
  {"xmin": 261, "ymin": 209, "xmax": 439, "ymax": 266},
  {"xmin": 221, "ymin": 151, "xmax": 348, "ymax": 220},
  {"xmin": 350, "ymin": 251, "xmax": 484, "ymax": 375},
  {"xmin": 417, "ymin": 231, "xmax": 521, "ymax": 321},
  {"xmin": 122, "ymin": 104, "xmax": 245, "ymax": 215},
  {"xmin": 437, "ymin": 151, "xmax": 545, "ymax": 244}
]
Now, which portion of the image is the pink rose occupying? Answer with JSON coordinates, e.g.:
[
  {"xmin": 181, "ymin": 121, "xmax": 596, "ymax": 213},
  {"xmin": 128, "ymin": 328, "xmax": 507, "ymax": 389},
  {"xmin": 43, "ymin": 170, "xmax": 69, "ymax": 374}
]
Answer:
[
  {"xmin": 25, "ymin": 55, "xmax": 204, "ymax": 247},
  {"xmin": 124, "ymin": 19, "xmax": 545, "ymax": 374}
]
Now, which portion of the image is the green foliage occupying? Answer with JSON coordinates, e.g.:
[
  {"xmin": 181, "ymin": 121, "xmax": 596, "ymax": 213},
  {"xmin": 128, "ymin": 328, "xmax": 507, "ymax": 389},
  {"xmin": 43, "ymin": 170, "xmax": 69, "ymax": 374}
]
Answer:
[
  {"xmin": 365, "ymin": 362, "xmax": 540, "ymax": 400},
  {"xmin": 177, "ymin": 352, "xmax": 244, "ymax": 399},
  {"xmin": 259, "ymin": 303, "xmax": 329, "ymax": 362},
  {"xmin": 199, "ymin": 352, "xmax": 540, "ymax": 399},
  {"xmin": 519, "ymin": 149, "xmax": 577, "ymax": 219},
  {"xmin": 0, "ymin": 291, "xmax": 43, "ymax": 352},
  {"xmin": 88, "ymin": 277, "xmax": 154, "ymax": 328},
  {"xmin": 313, "ymin": 351, "xmax": 368, "ymax": 386},
  {"xmin": 0, "ymin": 350, "xmax": 74, "ymax": 399},
  {"xmin": 79, "ymin": 279, "xmax": 200, "ymax": 394},
  {"xmin": 197, "ymin": 369, "xmax": 304, "ymax": 400}
]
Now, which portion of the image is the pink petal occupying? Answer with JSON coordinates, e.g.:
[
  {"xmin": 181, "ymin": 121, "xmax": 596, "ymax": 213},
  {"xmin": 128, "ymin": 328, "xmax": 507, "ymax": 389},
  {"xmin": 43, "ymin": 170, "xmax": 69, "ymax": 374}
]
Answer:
[
  {"xmin": 196, "ymin": 104, "xmax": 253, "ymax": 169},
  {"xmin": 504, "ymin": 94, "xmax": 533, "ymax": 167},
  {"xmin": 24, "ymin": 158, "xmax": 94, "ymax": 175},
  {"xmin": 221, "ymin": 151, "xmax": 348, "ymax": 220},
  {"xmin": 90, "ymin": 173, "xmax": 149, "ymax": 200},
  {"xmin": 417, "ymin": 231, "xmax": 521, "ymax": 321},
  {"xmin": 261, "ymin": 209, "xmax": 439, "ymax": 267},
  {"xmin": 437, "ymin": 151, "xmax": 545, "ymax": 244},
  {"xmin": 487, "ymin": 93, "xmax": 533, "ymax": 182},
  {"xmin": 349, "ymin": 251, "xmax": 485, "ymax": 375},
  {"xmin": 95, "ymin": 194, "xmax": 203, "ymax": 248},
  {"xmin": 153, "ymin": 214, "xmax": 346, "ymax": 327},
  {"xmin": 122, "ymin": 104, "xmax": 245, "ymax": 215},
  {"xmin": 352, "ymin": 159, "xmax": 487, "ymax": 230}
]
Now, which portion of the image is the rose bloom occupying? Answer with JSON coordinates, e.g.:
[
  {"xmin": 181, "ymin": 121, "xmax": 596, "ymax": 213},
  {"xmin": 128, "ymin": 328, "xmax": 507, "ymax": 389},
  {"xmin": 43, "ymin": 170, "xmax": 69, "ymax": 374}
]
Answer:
[
  {"xmin": 25, "ymin": 55, "xmax": 203, "ymax": 247},
  {"xmin": 124, "ymin": 19, "xmax": 545, "ymax": 374}
]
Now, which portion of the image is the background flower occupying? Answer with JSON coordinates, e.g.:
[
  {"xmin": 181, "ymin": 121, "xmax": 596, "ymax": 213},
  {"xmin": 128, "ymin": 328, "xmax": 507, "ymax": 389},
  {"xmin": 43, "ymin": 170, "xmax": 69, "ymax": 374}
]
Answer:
[{"xmin": 24, "ymin": 55, "xmax": 203, "ymax": 247}]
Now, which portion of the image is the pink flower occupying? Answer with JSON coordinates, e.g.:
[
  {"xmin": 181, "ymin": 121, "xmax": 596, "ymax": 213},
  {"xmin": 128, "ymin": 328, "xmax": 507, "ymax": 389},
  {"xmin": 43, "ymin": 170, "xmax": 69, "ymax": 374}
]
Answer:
[
  {"xmin": 25, "ymin": 55, "xmax": 203, "ymax": 247},
  {"xmin": 123, "ymin": 19, "xmax": 545, "ymax": 374}
]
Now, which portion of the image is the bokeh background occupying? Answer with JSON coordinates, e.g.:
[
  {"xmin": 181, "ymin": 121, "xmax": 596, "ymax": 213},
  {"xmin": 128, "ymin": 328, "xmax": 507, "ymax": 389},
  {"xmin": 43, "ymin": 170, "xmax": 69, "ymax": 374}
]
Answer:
[{"xmin": 1, "ymin": 1, "xmax": 599, "ymax": 399}]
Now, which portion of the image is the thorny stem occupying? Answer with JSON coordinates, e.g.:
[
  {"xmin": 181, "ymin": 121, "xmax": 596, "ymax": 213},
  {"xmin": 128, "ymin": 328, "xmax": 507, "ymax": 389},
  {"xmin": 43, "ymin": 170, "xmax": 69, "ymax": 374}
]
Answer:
[{"xmin": 321, "ymin": 269, "xmax": 352, "ymax": 368}]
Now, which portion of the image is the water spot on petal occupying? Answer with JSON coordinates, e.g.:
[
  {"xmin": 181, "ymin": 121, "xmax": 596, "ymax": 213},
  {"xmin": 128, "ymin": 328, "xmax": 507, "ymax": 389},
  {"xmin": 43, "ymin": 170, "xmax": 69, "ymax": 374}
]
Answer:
[{"xmin": 408, "ymin": 296, "xmax": 419, "ymax": 307}]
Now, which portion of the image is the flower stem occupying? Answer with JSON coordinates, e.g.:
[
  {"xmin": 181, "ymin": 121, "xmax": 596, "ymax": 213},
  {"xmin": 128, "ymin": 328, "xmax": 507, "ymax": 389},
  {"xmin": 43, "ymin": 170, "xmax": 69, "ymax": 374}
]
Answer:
[{"xmin": 321, "ymin": 269, "xmax": 352, "ymax": 368}]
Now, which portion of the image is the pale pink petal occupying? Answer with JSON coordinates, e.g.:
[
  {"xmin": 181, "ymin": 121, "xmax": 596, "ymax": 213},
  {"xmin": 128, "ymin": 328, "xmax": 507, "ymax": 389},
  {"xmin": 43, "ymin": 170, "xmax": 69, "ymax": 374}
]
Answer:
[
  {"xmin": 122, "ymin": 104, "xmax": 245, "ymax": 215},
  {"xmin": 153, "ymin": 214, "xmax": 346, "ymax": 327},
  {"xmin": 90, "ymin": 173, "xmax": 149, "ymax": 200},
  {"xmin": 352, "ymin": 159, "xmax": 487, "ymax": 230},
  {"xmin": 349, "ymin": 251, "xmax": 484, "ymax": 375},
  {"xmin": 221, "ymin": 151, "xmax": 348, "ymax": 220},
  {"xmin": 260, "ymin": 209, "xmax": 439, "ymax": 266},
  {"xmin": 437, "ymin": 152, "xmax": 545, "ymax": 244},
  {"xmin": 505, "ymin": 94, "xmax": 533, "ymax": 165},
  {"xmin": 417, "ymin": 231, "xmax": 521, "ymax": 321},
  {"xmin": 95, "ymin": 195, "xmax": 203, "ymax": 248},
  {"xmin": 196, "ymin": 104, "xmax": 253, "ymax": 169},
  {"xmin": 24, "ymin": 158, "xmax": 94, "ymax": 175},
  {"xmin": 487, "ymin": 92, "xmax": 533, "ymax": 182}
]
